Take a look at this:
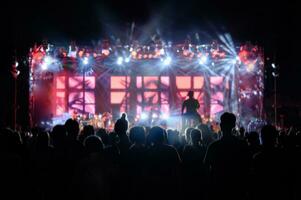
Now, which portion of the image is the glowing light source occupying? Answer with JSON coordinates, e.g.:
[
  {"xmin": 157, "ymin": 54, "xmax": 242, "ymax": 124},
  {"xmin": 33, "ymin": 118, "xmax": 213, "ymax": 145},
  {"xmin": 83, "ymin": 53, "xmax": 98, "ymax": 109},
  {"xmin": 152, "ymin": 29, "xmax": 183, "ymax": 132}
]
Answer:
[
  {"xmin": 102, "ymin": 49, "xmax": 110, "ymax": 56},
  {"xmin": 141, "ymin": 113, "xmax": 148, "ymax": 120},
  {"xmin": 131, "ymin": 51, "xmax": 137, "ymax": 58},
  {"xmin": 161, "ymin": 113, "xmax": 169, "ymax": 120},
  {"xmin": 163, "ymin": 56, "xmax": 172, "ymax": 66},
  {"xmin": 199, "ymin": 55, "xmax": 208, "ymax": 64},
  {"xmin": 125, "ymin": 57, "xmax": 130, "ymax": 63},
  {"xmin": 152, "ymin": 113, "xmax": 158, "ymax": 119},
  {"xmin": 41, "ymin": 56, "xmax": 54, "ymax": 71},
  {"xmin": 41, "ymin": 63, "xmax": 48, "ymax": 70},
  {"xmin": 160, "ymin": 48, "xmax": 165, "ymax": 55},
  {"xmin": 246, "ymin": 63, "xmax": 255, "ymax": 72},
  {"xmin": 44, "ymin": 56, "xmax": 52, "ymax": 64},
  {"xmin": 83, "ymin": 57, "xmax": 89, "ymax": 65},
  {"xmin": 117, "ymin": 57, "xmax": 123, "ymax": 65},
  {"xmin": 271, "ymin": 63, "xmax": 276, "ymax": 69},
  {"xmin": 272, "ymin": 72, "xmax": 279, "ymax": 77}
]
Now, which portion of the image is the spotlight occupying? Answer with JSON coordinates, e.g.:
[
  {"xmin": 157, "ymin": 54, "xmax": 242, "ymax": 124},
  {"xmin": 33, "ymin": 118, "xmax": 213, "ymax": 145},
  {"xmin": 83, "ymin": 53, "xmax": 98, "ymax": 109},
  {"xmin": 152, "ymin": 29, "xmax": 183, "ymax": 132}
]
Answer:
[
  {"xmin": 141, "ymin": 113, "xmax": 148, "ymax": 120},
  {"xmin": 271, "ymin": 63, "xmax": 276, "ymax": 69},
  {"xmin": 83, "ymin": 57, "xmax": 89, "ymax": 65},
  {"xmin": 131, "ymin": 51, "xmax": 137, "ymax": 58},
  {"xmin": 15, "ymin": 61, "xmax": 19, "ymax": 67},
  {"xmin": 161, "ymin": 113, "xmax": 169, "ymax": 120},
  {"xmin": 231, "ymin": 59, "xmax": 237, "ymax": 64},
  {"xmin": 163, "ymin": 56, "xmax": 172, "ymax": 66},
  {"xmin": 125, "ymin": 57, "xmax": 130, "ymax": 63},
  {"xmin": 117, "ymin": 57, "xmax": 123, "ymax": 65},
  {"xmin": 102, "ymin": 49, "xmax": 110, "ymax": 56},
  {"xmin": 160, "ymin": 48, "xmax": 165, "ymax": 55},
  {"xmin": 152, "ymin": 113, "xmax": 158, "ymax": 119},
  {"xmin": 231, "ymin": 57, "xmax": 240, "ymax": 64},
  {"xmin": 246, "ymin": 63, "xmax": 255, "ymax": 72},
  {"xmin": 41, "ymin": 56, "xmax": 53, "ymax": 70},
  {"xmin": 272, "ymin": 72, "xmax": 279, "ymax": 77},
  {"xmin": 41, "ymin": 63, "xmax": 48, "ymax": 70},
  {"xmin": 44, "ymin": 56, "xmax": 52, "ymax": 64},
  {"xmin": 199, "ymin": 55, "xmax": 208, "ymax": 64}
]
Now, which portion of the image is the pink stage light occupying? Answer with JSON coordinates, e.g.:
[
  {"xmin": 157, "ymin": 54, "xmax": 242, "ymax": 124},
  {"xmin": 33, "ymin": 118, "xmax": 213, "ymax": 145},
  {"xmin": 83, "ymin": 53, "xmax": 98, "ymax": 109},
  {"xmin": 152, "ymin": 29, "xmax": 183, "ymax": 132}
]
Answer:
[
  {"xmin": 144, "ymin": 76, "xmax": 158, "ymax": 89},
  {"xmin": 176, "ymin": 76, "xmax": 191, "ymax": 89},
  {"xmin": 111, "ymin": 92, "xmax": 126, "ymax": 104}
]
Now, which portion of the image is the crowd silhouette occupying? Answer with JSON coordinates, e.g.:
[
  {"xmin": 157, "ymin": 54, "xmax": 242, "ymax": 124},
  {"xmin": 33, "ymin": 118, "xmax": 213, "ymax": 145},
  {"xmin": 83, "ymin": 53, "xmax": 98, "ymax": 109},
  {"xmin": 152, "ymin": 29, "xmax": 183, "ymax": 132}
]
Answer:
[{"xmin": 0, "ymin": 112, "xmax": 300, "ymax": 200}]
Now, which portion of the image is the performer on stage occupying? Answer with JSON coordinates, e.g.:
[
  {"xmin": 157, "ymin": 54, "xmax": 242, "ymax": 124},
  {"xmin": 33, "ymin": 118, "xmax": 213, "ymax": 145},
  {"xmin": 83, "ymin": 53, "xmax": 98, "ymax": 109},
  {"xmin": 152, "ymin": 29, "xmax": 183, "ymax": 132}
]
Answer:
[{"xmin": 181, "ymin": 91, "xmax": 202, "ymax": 128}]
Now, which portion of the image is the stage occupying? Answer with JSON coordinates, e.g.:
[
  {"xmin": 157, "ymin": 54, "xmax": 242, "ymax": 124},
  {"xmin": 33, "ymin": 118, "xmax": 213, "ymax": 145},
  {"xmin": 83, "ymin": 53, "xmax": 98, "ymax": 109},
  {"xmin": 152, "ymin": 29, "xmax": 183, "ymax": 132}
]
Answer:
[{"xmin": 28, "ymin": 38, "xmax": 264, "ymax": 129}]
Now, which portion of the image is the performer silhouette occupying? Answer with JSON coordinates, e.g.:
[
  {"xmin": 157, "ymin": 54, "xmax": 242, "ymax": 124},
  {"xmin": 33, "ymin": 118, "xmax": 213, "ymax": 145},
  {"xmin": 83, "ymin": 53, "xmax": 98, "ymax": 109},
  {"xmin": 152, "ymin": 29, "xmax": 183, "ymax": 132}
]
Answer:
[{"xmin": 181, "ymin": 91, "xmax": 201, "ymax": 128}]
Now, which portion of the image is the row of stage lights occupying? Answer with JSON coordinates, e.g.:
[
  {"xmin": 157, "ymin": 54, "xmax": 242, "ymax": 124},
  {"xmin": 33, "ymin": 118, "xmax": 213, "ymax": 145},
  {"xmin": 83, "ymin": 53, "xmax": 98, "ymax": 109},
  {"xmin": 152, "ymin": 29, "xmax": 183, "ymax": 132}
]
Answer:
[
  {"xmin": 31, "ymin": 44, "xmax": 257, "ymax": 73},
  {"xmin": 39, "ymin": 54, "xmax": 241, "ymax": 71},
  {"xmin": 30, "ymin": 42, "xmax": 261, "ymax": 70}
]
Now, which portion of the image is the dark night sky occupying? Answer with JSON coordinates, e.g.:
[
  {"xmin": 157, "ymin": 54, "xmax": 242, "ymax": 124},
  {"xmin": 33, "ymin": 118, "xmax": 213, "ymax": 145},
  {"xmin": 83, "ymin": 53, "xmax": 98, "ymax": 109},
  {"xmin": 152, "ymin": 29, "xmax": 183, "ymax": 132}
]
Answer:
[{"xmin": 1, "ymin": 0, "xmax": 299, "ymax": 126}]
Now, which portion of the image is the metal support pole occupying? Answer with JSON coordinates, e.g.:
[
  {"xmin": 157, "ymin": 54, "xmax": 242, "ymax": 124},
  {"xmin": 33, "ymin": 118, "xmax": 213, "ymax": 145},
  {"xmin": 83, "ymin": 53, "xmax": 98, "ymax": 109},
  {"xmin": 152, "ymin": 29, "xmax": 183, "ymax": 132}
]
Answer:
[
  {"xmin": 274, "ymin": 76, "xmax": 277, "ymax": 126},
  {"xmin": 13, "ymin": 77, "xmax": 17, "ymax": 130}
]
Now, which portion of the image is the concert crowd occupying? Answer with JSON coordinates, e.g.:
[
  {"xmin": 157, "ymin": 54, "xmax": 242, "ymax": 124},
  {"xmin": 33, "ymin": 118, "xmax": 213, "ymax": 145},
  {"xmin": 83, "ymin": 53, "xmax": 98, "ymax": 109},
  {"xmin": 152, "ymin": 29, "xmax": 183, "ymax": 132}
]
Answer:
[{"xmin": 0, "ymin": 112, "xmax": 300, "ymax": 200}]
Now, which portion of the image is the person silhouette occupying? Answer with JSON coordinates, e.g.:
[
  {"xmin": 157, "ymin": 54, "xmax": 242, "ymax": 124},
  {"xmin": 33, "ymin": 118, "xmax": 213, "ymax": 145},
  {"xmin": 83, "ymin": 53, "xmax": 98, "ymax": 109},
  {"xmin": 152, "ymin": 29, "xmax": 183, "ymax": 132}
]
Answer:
[
  {"xmin": 253, "ymin": 125, "xmax": 290, "ymax": 200},
  {"xmin": 146, "ymin": 126, "xmax": 181, "ymax": 199},
  {"xmin": 181, "ymin": 91, "xmax": 201, "ymax": 129},
  {"xmin": 204, "ymin": 112, "xmax": 251, "ymax": 200}
]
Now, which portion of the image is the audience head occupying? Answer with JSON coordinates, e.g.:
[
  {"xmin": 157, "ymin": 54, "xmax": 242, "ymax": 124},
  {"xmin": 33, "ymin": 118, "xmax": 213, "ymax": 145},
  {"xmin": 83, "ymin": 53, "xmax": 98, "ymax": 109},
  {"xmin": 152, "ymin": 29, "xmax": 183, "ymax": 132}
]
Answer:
[
  {"xmin": 167, "ymin": 129, "xmax": 179, "ymax": 145},
  {"xmin": 190, "ymin": 128, "xmax": 202, "ymax": 145},
  {"xmin": 246, "ymin": 131, "xmax": 260, "ymax": 146},
  {"xmin": 129, "ymin": 126, "xmax": 146, "ymax": 145},
  {"xmin": 149, "ymin": 126, "xmax": 165, "ymax": 145},
  {"xmin": 36, "ymin": 131, "xmax": 50, "ymax": 149},
  {"xmin": 0, "ymin": 128, "xmax": 22, "ymax": 153},
  {"xmin": 96, "ymin": 128, "xmax": 109, "ymax": 146},
  {"xmin": 83, "ymin": 125, "xmax": 95, "ymax": 137},
  {"xmin": 64, "ymin": 118, "xmax": 79, "ymax": 139},
  {"xmin": 185, "ymin": 127, "xmax": 194, "ymax": 143},
  {"xmin": 196, "ymin": 124, "xmax": 211, "ymax": 137},
  {"xmin": 51, "ymin": 125, "xmax": 67, "ymax": 148},
  {"xmin": 84, "ymin": 135, "xmax": 104, "ymax": 154},
  {"xmin": 121, "ymin": 113, "xmax": 127, "ymax": 119},
  {"xmin": 220, "ymin": 112, "xmax": 236, "ymax": 136},
  {"xmin": 261, "ymin": 124, "xmax": 278, "ymax": 147}
]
